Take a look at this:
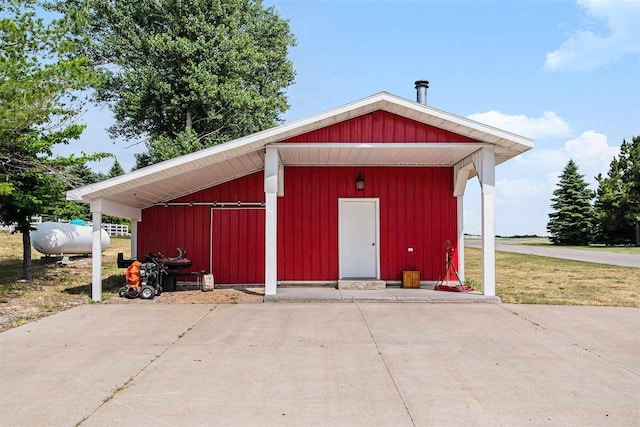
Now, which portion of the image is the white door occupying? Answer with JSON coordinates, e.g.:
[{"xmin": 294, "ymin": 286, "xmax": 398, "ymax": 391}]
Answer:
[{"xmin": 339, "ymin": 199, "xmax": 379, "ymax": 279}]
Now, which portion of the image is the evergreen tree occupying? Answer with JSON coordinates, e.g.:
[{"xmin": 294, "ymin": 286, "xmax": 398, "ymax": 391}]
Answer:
[
  {"xmin": 547, "ymin": 160, "xmax": 595, "ymax": 245},
  {"xmin": 628, "ymin": 137, "xmax": 640, "ymax": 246},
  {"xmin": 55, "ymin": 162, "xmax": 130, "ymax": 225},
  {"xmin": 107, "ymin": 159, "xmax": 125, "ymax": 177},
  {"xmin": 54, "ymin": 164, "xmax": 107, "ymax": 221},
  {"xmin": 595, "ymin": 136, "xmax": 640, "ymax": 245}
]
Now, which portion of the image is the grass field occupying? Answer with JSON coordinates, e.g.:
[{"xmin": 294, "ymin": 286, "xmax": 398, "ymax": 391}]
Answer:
[
  {"xmin": 0, "ymin": 232, "xmax": 129, "ymax": 331},
  {"xmin": 1, "ymin": 233, "xmax": 638, "ymax": 332},
  {"xmin": 465, "ymin": 247, "xmax": 640, "ymax": 306}
]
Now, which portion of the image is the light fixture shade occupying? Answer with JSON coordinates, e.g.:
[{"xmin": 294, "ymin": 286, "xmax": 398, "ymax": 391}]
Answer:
[{"xmin": 356, "ymin": 173, "xmax": 365, "ymax": 190}]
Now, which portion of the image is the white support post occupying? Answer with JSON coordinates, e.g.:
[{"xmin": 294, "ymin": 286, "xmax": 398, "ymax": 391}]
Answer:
[
  {"xmin": 130, "ymin": 220, "xmax": 138, "ymax": 259},
  {"xmin": 264, "ymin": 147, "xmax": 280, "ymax": 296},
  {"xmin": 91, "ymin": 210, "xmax": 103, "ymax": 302},
  {"xmin": 277, "ymin": 159, "xmax": 285, "ymax": 197},
  {"xmin": 457, "ymin": 196, "xmax": 465, "ymax": 282},
  {"xmin": 479, "ymin": 148, "xmax": 496, "ymax": 296},
  {"xmin": 265, "ymin": 193, "xmax": 277, "ymax": 295}
]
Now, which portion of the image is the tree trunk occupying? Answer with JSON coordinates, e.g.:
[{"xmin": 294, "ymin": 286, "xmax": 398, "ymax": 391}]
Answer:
[
  {"xmin": 186, "ymin": 109, "xmax": 193, "ymax": 130},
  {"xmin": 20, "ymin": 221, "xmax": 32, "ymax": 281},
  {"xmin": 636, "ymin": 221, "xmax": 639, "ymax": 247}
]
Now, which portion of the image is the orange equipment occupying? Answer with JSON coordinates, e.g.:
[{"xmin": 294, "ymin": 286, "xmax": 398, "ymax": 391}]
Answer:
[
  {"xmin": 121, "ymin": 261, "xmax": 143, "ymax": 298},
  {"xmin": 126, "ymin": 261, "xmax": 142, "ymax": 287}
]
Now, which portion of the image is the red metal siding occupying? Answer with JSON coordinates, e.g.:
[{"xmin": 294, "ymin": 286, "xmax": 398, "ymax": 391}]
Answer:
[
  {"xmin": 139, "ymin": 167, "xmax": 459, "ymax": 284},
  {"xmin": 277, "ymin": 166, "xmax": 458, "ymax": 282},
  {"xmin": 138, "ymin": 205, "xmax": 210, "ymax": 275},
  {"xmin": 172, "ymin": 171, "xmax": 264, "ymax": 203},
  {"xmin": 282, "ymin": 111, "xmax": 476, "ymax": 143},
  {"xmin": 138, "ymin": 172, "xmax": 265, "ymax": 282},
  {"xmin": 211, "ymin": 209, "xmax": 265, "ymax": 284}
]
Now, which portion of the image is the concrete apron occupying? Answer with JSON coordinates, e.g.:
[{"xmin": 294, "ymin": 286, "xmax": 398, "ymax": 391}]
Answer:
[
  {"xmin": 265, "ymin": 287, "xmax": 500, "ymax": 303},
  {"xmin": 2, "ymin": 304, "xmax": 637, "ymax": 426}
]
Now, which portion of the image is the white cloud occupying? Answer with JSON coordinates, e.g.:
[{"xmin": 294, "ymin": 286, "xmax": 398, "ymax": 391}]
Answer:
[
  {"xmin": 561, "ymin": 130, "xmax": 619, "ymax": 179},
  {"xmin": 467, "ymin": 110, "xmax": 571, "ymax": 139},
  {"xmin": 544, "ymin": 0, "xmax": 640, "ymax": 72},
  {"xmin": 529, "ymin": 130, "xmax": 618, "ymax": 184}
]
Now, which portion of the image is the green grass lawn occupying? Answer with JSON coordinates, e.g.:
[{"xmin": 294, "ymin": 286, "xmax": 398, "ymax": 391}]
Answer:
[{"xmin": 465, "ymin": 247, "xmax": 640, "ymax": 306}]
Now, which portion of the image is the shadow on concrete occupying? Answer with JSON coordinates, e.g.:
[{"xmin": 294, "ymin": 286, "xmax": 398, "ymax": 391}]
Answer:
[{"xmin": 63, "ymin": 274, "xmax": 125, "ymax": 295}]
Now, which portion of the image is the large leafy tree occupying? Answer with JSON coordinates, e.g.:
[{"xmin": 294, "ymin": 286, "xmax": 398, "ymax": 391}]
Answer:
[
  {"xmin": 0, "ymin": 0, "xmax": 105, "ymax": 280},
  {"xmin": 594, "ymin": 136, "xmax": 640, "ymax": 246},
  {"xmin": 62, "ymin": 0, "xmax": 296, "ymax": 166},
  {"xmin": 547, "ymin": 160, "xmax": 595, "ymax": 245}
]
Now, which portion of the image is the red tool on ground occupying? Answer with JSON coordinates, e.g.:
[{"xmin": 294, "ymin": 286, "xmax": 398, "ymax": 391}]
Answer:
[{"xmin": 434, "ymin": 240, "xmax": 475, "ymax": 292}]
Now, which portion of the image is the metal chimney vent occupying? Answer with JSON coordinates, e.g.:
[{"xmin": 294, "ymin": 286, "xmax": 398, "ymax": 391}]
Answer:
[{"xmin": 415, "ymin": 80, "xmax": 429, "ymax": 105}]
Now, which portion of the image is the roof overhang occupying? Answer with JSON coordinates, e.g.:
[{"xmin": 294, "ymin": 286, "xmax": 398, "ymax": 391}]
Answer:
[
  {"xmin": 68, "ymin": 92, "xmax": 534, "ymax": 214},
  {"xmin": 272, "ymin": 142, "xmax": 517, "ymax": 167}
]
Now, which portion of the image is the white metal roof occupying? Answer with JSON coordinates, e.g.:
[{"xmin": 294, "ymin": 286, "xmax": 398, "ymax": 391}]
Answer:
[{"xmin": 68, "ymin": 92, "xmax": 534, "ymax": 210}]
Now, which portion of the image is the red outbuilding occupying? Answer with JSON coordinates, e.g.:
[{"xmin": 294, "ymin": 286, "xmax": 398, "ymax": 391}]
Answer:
[{"xmin": 68, "ymin": 83, "xmax": 534, "ymax": 300}]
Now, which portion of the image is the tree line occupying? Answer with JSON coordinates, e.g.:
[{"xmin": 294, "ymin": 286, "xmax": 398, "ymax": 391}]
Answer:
[
  {"xmin": 1, "ymin": 0, "xmax": 296, "ymax": 280},
  {"xmin": 547, "ymin": 136, "xmax": 640, "ymax": 247}
]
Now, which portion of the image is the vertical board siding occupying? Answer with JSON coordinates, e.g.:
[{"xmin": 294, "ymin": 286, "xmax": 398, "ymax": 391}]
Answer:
[
  {"xmin": 211, "ymin": 209, "xmax": 265, "ymax": 284},
  {"xmin": 138, "ymin": 206, "xmax": 210, "ymax": 275},
  {"xmin": 278, "ymin": 166, "xmax": 458, "ymax": 282},
  {"xmin": 171, "ymin": 171, "xmax": 265, "ymax": 203},
  {"xmin": 140, "ymin": 166, "xmax": 458, "ymax": 284},
  {"xmin": 282, "ymin": 111, "xmax": 476, "ymax": 143},
  {"xmin": 138, "ymin": 171, "xmax": 265, "ymax": 282}
]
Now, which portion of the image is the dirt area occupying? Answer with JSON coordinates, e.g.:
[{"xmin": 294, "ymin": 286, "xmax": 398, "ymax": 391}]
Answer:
[
  {"xmin": 0, "ymin": 233, "xmax": 264, "ymax": 333},
  {"xmin": 0, "ymin": 254, "xmax": 100, "ymax": 332},
  {"xmin": 105, "ymin": 285, "xmax": 264, "ymax": 305}
]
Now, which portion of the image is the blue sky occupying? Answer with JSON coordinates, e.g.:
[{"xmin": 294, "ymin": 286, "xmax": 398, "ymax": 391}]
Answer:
[{"xmin": 61, "ymin": 0, "xmax": 640, "ymax": 235}]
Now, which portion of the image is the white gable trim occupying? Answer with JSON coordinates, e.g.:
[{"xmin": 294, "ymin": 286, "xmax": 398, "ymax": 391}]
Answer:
[{"xmin": 68, "ymin": 92, "xmax": 534, "ymax": 204}]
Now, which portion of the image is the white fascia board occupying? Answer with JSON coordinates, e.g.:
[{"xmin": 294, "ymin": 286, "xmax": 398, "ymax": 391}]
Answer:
[
  {"xmin": 378, "ymin": 94, "xmax": 535, "ymax": 149},
  {"xmin": 67, "ymin": 93, "xmax": 392, "ymax": 202},
  {"xmin": 90, "ymin": 199, "xmax": 141, "ymax": 220},
  {"xmin": 67, "ymin": 142, "xmax": 264, "ymax": 202},
  {"xmin": 271, "ymin": 142, "xmax": 491, "ymax": 149}
]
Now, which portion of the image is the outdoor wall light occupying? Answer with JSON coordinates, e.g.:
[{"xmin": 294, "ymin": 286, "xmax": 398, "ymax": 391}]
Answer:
[{"xmin": 356, "ymin": 173, "xmax": 365, "ymax": 190}]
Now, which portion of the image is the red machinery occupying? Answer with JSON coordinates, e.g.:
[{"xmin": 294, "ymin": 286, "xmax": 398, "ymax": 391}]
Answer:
[
  {"xmin": 117, "ymin": 248, "xmax": 192, "ymax": 299},
  {"xmin": 434, "ymin": 240, "xmax": 475, "ymax": 292}
]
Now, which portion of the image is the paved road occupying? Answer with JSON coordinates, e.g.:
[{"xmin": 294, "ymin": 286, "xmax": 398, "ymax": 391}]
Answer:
[
  {"xmin": 466, "ymin": 239, "xmax": 640, "ymax": 268},
  {"xmin": 1, "ymin": 303, "xmax": 638, "ymax": 426}
]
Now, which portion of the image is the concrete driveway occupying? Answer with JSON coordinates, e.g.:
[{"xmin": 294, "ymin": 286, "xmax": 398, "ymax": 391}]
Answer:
[
  {"xmin": 1, "ymin": 303, "xmax": 638, "ymax": 426},
  {"xmin": 466, "ymin": 239, "xmax": 640, "ymax": 268}
]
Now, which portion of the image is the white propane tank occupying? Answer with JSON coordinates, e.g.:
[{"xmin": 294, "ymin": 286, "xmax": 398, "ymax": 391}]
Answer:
[{"xmin": 31, "ymin": 222, "xmax": 110, "ymax": 255}]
